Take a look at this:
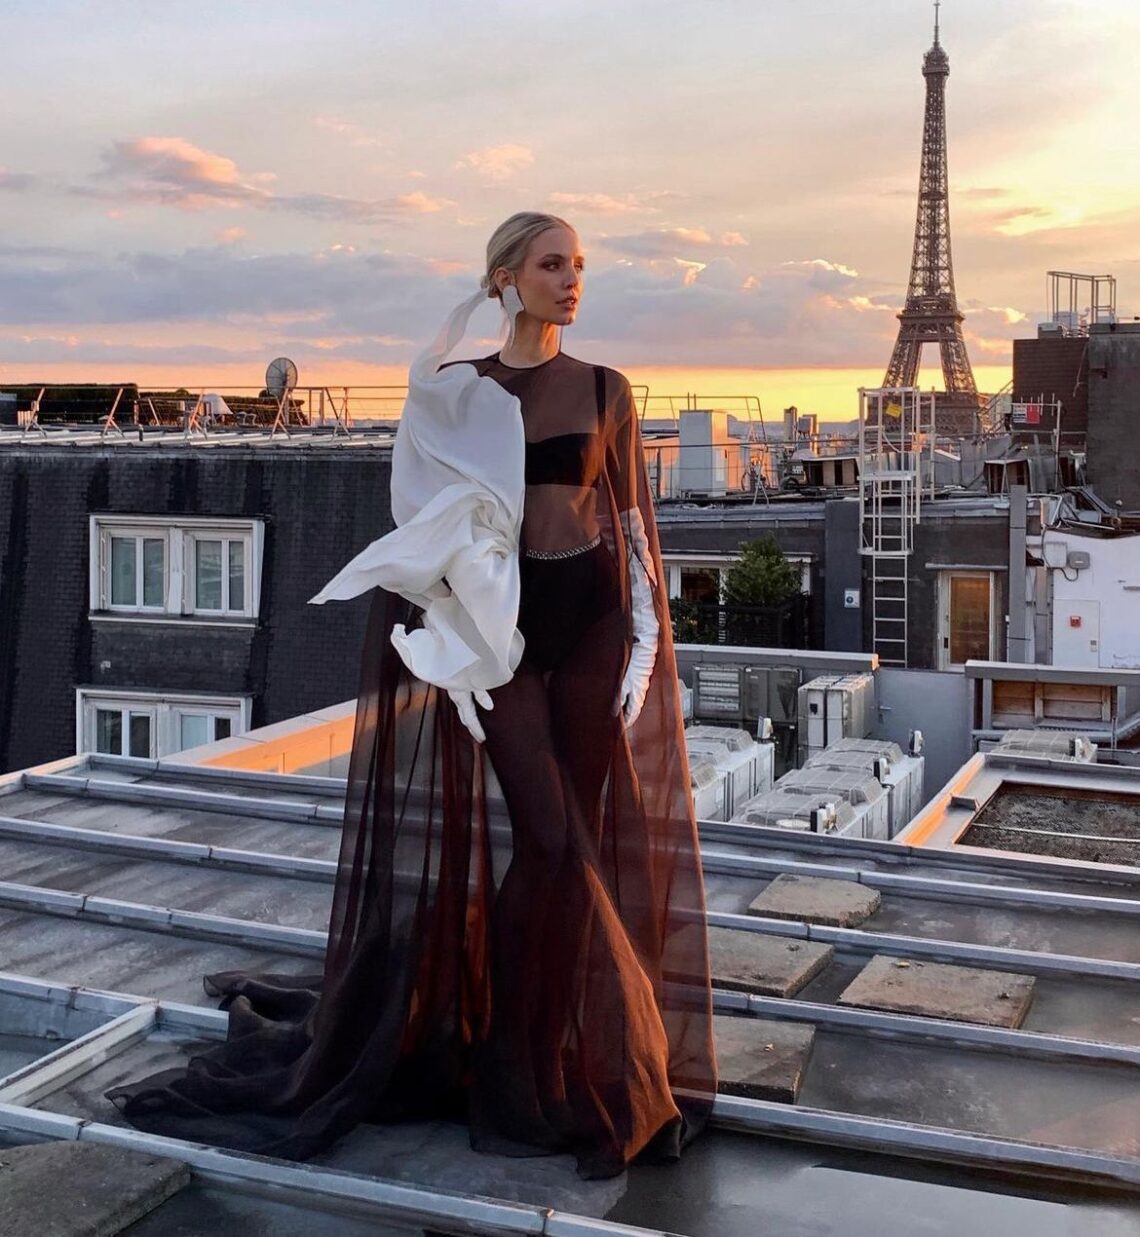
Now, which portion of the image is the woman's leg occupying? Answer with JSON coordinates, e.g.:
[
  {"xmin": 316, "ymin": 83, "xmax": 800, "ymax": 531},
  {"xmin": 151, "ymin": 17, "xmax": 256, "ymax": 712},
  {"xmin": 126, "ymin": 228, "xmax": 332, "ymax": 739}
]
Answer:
[
  {"xmin": 472, "ymin": 661, "xmax": 576, "ymax": 1146},
  {"xmin": 546, "ymin": 602, "xmax": 682, "ymax": 1177}
]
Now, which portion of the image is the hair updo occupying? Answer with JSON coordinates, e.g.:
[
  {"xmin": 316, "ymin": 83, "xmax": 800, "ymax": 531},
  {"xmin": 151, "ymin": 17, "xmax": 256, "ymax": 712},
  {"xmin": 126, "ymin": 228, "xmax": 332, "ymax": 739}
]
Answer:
[{"xmin": 481, "ymin": 211, "xmax": 573, "ymax": 299}]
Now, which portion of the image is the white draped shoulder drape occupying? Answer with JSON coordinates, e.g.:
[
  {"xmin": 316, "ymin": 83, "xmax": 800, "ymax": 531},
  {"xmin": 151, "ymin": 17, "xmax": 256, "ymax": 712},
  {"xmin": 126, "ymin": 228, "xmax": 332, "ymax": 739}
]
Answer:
[{"xmin": 308, "ymin": 290, "xmax": 526, "ymax": 692}]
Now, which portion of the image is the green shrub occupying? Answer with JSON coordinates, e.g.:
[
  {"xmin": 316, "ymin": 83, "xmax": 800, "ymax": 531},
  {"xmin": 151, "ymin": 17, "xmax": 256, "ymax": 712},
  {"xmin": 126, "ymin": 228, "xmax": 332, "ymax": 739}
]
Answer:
[{"xmin": 723, "ymin": 537, "xmax": 802, "ymax": 607}]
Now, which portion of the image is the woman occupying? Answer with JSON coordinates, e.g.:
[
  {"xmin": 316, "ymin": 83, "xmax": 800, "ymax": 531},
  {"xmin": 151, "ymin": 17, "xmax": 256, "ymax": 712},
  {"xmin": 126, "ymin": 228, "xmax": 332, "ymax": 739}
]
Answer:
[{"xmin": 109, "ymin": 212, "xmax": 716, "ymax": 1181}]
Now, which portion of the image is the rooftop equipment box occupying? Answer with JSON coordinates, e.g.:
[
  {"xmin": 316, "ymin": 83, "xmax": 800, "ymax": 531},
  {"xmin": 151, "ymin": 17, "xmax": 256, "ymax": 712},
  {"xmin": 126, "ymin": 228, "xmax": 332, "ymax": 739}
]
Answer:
[
  {"xmin": 797, "ymin": 673, "xmax": 876, "ymax": 758},
  {"xmin": 678, "ymin": 409, "xmax": 731, "ymax": 497},
  {"xmin": 732, "ymin": 786, "xmax": 859, "ymax": 837},
  {"xmin": 803, "ymin": 737, "xmax": 925, "ymax": 836},
  {"xmin": 685, "ymin": 725, "xmax": 775, "ymax": 818},
  {"xmin": 689, "ymin": 755, "xmax": 729, "ymax": 822},
  {"xmin": 776, "ymin": 765, "xmax": 890, "ymax": 840}
]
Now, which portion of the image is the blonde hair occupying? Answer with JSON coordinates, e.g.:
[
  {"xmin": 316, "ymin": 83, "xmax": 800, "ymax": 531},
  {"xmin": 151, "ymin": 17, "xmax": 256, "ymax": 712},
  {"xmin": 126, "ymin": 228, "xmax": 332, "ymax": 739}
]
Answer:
[{"xmin": 480, "ymin": 211, "xmax": 574, "ymax": 299}]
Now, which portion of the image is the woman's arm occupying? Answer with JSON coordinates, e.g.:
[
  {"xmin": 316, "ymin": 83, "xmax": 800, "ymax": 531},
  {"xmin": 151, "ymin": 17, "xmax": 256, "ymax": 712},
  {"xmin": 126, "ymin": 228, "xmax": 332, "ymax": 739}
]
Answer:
[{"xmin": 610, "ymin": 374, "xmax": 660, "ymax": 727}]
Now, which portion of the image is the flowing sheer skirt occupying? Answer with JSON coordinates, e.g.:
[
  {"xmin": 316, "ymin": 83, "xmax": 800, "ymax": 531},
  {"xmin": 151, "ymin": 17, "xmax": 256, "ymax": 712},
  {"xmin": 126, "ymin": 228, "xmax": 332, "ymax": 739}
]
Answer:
[{"xmin": 108, "ymin": 384, "xmax": 717, "ymax": 1176}]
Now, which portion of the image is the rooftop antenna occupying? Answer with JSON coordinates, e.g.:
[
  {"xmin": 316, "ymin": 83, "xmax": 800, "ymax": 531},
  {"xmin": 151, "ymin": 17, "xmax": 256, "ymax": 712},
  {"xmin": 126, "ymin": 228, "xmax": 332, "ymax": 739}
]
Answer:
[{"xmin": 933, "ymin": 0, "xmax": 941, "ymax": 45}]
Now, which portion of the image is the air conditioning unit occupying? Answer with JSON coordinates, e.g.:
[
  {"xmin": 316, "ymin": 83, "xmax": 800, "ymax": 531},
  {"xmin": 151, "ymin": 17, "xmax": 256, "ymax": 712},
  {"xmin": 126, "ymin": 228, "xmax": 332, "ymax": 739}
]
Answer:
[
  {"xmin": 733, "ymin": 786, "xmax": 858, "ymax": 836},
  {"xmin": 804, "ymin": 737, "xmax": 926, "ymax": 837},
  {"xmin": 775, "ymin": 766, "xmax": 891, "ymax": 840},
  {"xmin": 685, "ymin": 725, "xmax": 775, "ymax": 817},
  {"xmin": 994, "ymin": 729, "xmax": 1098, "ymax": 763},
  {"xmin": 797, "ymin": 673, "xmax": 876, "ymax": 758},
  {"xmin": 689, "ymin": 755, "xmax": 729, "ymax": 821}
]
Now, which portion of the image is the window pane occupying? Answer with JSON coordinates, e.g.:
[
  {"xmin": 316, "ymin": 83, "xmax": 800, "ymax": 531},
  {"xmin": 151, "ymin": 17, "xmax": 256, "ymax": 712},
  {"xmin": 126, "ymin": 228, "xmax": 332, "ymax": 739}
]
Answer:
[
  {"xmin": 949, "ymin": 575, "xmax": 991, "ymax": 665},
  {"xmin": 95, "ymin": 709, "xmax": 122, "ymax": 754},
  {"xmin": 680, "ymin": 568, "xmax": 720, "ymax": 604},
  {"xmin": 179, "ymin": 714, "xmax": 210, "ymax": 750},
  {"xmin": 142, "ymin": 538, "xmax": 165, "ymax": 607},
  {"xmin": 128, "ymin": 713, "xmax": 151, "ymax": 758},
  {"xmin": 110, "ymin": 537, "xmax": 136, "ymax": 607},
  {"xmin": 228, "ymin": 541, "xmax": 245, "ymax": 611},
  {"xmin": 214, "ymin": 716, "xmax": 232, "ymax": 741},
  {"xmin": 195, "ymin": 540, "xmax": 223, "ymax": 609}
]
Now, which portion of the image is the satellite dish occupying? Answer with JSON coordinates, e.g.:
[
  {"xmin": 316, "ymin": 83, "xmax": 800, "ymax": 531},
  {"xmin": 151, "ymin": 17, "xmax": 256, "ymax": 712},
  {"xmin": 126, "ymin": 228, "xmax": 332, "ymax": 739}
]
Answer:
[{"xmin": 266, "ymin": 357, "xmax": 298, "ymax": 398}]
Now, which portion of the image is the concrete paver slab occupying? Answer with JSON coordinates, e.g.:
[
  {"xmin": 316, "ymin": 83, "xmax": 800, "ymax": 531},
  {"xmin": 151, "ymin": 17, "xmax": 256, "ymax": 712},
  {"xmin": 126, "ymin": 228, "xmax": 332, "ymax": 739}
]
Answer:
[
  {"xmin": 707, "ymin": 925, "xmax": 835, "ymax": 997},
  {"xmin": 837, "ymin": 954, "xmax": 1037, "ymax": 1028},
  {"xmin": 0, "ymin": 1141, "xmax": 189, "ymax": 1236},
  {"xmin": 748, "ymin": 873, "xmax": 881, "ymax": 927},
  {"xmin": 713, "ymin": 1014, "xmax": 816, "ymax": 1103}
]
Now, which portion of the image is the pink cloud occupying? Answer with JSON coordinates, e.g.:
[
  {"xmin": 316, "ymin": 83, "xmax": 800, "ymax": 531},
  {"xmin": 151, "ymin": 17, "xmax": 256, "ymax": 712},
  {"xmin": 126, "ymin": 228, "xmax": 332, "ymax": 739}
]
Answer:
[
  {"xmin": 547, "ymin": 191, "xmax": 661, "ymax": 217},
  {"xmin": 454, "ymin": 143, "xmax": 534, "ymax": 181},
  {"xmin": 92, "ymin": 136, "xmax": 453, "ymax": 223}
]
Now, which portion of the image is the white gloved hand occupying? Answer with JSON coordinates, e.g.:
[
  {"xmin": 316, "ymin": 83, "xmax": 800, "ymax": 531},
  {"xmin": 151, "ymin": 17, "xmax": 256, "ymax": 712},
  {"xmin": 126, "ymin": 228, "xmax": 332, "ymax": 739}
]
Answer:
[
  {"xmin": 618, "ymin": 509, "xmax": 659, "ymax": 729},
  {"xmin": 447, "ymin": 687, "xmax": 493, "ymax": 744}
]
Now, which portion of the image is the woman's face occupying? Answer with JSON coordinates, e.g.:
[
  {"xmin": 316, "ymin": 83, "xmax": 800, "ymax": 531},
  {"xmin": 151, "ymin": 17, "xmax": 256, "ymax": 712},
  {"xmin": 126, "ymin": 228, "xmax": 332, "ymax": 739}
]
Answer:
[{"xmin": 502, "ymin": 225, "xmax": 584, "ymax": 326}]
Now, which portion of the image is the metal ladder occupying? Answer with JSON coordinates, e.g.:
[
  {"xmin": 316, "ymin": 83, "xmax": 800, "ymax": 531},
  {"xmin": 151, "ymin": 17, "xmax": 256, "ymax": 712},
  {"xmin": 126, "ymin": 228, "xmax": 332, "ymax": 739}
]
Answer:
[
  {"xmin": 858, "ymin": 389, "xmax": 934, "ymax": 668},
  {"xmin": 864, "ymin": 470, "xmax": 913, "ymax": 667}
]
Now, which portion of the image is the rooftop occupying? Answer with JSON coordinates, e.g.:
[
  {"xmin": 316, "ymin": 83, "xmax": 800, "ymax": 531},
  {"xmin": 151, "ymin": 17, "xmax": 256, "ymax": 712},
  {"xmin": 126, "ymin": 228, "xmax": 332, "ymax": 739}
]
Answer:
[{"xmin": 0, "ymin": 718, "xmax": 1138, "ymax": 1234}]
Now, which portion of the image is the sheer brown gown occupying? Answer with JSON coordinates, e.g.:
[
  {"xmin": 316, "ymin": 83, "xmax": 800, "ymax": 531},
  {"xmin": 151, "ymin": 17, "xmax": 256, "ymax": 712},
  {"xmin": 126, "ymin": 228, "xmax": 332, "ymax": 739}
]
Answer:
[{"xmin": 108, "ymin": 350, "xmax": 717, "ymax": 1180}]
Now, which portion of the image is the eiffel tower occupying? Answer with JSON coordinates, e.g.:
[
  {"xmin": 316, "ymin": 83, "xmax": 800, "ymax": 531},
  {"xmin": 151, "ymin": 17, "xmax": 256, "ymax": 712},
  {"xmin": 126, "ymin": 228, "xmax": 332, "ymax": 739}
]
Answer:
[{"xmin": 883, "ymin": 2, "xmax": 982, "ymax": 436}]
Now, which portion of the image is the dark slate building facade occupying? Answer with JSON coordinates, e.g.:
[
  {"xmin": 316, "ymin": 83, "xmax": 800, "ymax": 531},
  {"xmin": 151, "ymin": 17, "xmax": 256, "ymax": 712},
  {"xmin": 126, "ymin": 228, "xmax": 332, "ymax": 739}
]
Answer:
[
  {"xmin": 0, "ymin": 434, "xmax": 393, "ymax": 774},
  {"xmin": 655, "ymin": 495, "xmax": 1012, "ymax": 673}
]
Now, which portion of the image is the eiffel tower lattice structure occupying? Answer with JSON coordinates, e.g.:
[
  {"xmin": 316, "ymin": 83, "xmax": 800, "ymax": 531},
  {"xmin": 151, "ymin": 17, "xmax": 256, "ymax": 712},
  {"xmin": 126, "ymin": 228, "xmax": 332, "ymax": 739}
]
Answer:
[{"xmin": 883, "ymin": 3, "xmax": 982, "ymax": 437}]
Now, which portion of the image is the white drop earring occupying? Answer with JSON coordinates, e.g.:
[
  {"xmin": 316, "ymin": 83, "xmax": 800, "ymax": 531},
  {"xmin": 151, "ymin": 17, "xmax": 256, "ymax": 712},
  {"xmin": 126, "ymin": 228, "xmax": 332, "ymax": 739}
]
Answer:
[{"xmin": 501, "ymin": 284, "xmax": 524, "ymax": 347}]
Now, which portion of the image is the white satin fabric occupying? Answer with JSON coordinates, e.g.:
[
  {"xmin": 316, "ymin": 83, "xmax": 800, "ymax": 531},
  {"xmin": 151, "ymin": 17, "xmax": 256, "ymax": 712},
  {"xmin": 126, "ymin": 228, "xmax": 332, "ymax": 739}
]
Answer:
[{"xmin": 309, "ymin": 290, "xmax": 526, "ymax": 693}]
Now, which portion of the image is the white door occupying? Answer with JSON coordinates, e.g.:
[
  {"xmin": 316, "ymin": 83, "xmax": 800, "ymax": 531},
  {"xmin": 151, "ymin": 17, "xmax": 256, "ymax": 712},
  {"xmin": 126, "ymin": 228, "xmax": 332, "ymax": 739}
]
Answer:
[{"xmin": 1053, "ymin": 600, "xmax": 1101, "ymax": 668}]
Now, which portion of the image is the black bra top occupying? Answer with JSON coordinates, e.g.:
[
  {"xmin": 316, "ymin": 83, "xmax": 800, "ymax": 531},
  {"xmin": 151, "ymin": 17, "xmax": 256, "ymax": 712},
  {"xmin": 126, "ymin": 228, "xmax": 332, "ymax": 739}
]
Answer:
[
  {"xmin": 522, "ymin": 367, "xmax": 607, "ymax": 488},
  {"xmin": 525, "ymin": 431, "xmax": 601, "ymax": 487}
]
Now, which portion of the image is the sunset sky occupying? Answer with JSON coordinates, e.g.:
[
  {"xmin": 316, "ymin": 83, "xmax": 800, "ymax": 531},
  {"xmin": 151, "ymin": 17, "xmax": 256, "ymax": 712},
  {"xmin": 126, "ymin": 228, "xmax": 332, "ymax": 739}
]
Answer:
[{"xmin": 3, "ymin": 0, "xmax": 1139, "ymax": 418}]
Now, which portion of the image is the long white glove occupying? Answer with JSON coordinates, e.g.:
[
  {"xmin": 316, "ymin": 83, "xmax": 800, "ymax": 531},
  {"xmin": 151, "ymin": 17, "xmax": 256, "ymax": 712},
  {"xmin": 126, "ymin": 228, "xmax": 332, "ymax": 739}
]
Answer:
[
  {"xmin": 619, "ymin": 509, "xmax": 659, "ymax": 728},
  {"xmin": 447, "ymin": 688, "xmax": 493, "ymax": 744}
]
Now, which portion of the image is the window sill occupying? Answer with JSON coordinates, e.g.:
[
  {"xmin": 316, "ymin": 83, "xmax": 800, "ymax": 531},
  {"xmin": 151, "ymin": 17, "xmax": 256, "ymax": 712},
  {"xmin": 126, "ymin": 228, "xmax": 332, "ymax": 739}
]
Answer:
[{"xmin": 88, "ymin": 612, "xmax": 258, "ymax": 630}]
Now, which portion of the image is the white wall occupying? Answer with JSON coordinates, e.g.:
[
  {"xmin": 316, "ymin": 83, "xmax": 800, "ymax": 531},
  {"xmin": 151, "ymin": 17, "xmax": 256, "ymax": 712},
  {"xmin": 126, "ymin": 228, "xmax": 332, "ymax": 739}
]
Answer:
[{"xmin": 1045, "ymin": 530, "xmax": 1140, "ymax": 669}]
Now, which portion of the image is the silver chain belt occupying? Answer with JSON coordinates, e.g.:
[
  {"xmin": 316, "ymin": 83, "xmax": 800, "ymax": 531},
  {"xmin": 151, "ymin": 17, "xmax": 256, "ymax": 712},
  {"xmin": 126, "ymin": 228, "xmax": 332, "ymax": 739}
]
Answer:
[{"xmin": 522, "ymin": 533, "xmax": 602, "ymax": 561}]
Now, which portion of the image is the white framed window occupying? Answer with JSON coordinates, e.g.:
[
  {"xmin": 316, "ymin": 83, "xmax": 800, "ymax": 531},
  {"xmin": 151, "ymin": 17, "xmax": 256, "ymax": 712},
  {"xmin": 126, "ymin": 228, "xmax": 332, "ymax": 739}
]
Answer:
[
  {"xmin": 77, "ymin": 689, "xmax": 251, "ymax": 758},
  {"xmin": 90, "ymin": 516, "xmax": 264, "ymax": 621},
  {"xmin": 189, "ymin": 533, "xmax": 249, "ymax": 615},
  {"xmin": 108, "ymin": 533, "xmax": 167, "ymax": 611}
]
